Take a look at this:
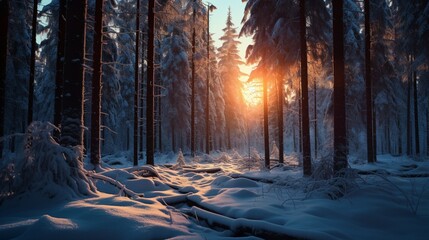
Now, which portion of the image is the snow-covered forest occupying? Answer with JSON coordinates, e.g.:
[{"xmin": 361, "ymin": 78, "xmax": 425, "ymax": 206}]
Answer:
[{"xmin": 0, "ymin": 0, "xmax": 428, "ymax": 239}]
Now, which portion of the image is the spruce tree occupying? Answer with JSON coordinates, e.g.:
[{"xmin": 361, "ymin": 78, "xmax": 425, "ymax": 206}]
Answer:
[{"xmin": 218, "ymin": 8, "xmax": 245, "ymax": 150}]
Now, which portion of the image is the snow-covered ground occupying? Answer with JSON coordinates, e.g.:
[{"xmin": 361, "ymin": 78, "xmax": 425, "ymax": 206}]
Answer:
[{"xmin": 1, "ymin": 151, "xmax": 428, "ymax": 240}]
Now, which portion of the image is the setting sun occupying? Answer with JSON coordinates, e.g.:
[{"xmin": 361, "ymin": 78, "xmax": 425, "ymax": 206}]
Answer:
[{"xmin": 242, "ymin": 81, "xmax": 263, "ymax": 107}]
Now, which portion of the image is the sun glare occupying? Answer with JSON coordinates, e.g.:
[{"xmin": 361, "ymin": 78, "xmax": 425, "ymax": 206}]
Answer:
[{"xmin": 242, "ymin": 81, "xmax": 263, "ymax": 107}]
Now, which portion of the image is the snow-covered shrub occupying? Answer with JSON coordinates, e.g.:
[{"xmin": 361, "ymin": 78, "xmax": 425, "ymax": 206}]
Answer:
[
  {"xmin": 230, "ymin": 149, "xmax": 242, "ymax": 160},
  {"xmin": 306, "ymin": 154, "xmax": 360, "ymax": 200},
  {"xmin": 216, "ymin": 152, "xmax": 231, "ymax": 162},
  {"xmin": 172, "ymin": 149, "xmax": 186, "ymax": 169},
  {"xmin": 270, "ymin": 141, "xmax": 279, "ymax": 160},
  {"xmin": 1, "ymin": 122, "xmax": 97, "ymax": 201}
]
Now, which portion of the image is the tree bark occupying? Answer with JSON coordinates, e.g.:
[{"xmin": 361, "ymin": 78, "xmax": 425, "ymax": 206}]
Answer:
[
  {"xmin": 313, "ymin": 79, "xmax": 318, "ymax": 159},
  {"xmin": 365, "ymin": 0, "xmax": 375, "ymax": 163},
  {"xmin": 53, "ymin": 0, "xmax": 66, "ymax": 139},
  {"xmin": 263, "ymin": 75, "xmax": 270, "ymax": 169},
  {"xmin": 406, "ymin": 66, "xmax": 411, "ymax": 156},
  {"xmin": 277, "ymin": 73, "xmax": 284, "ymax": 164},
  {"xmin": 60, "ymin": 0, "xmax": 87, "ymax": 148},
  {"xmin": 413, "ymin": 69, "xmax": 419, "ymax": 156},
  {"xmin": 422, "ymin": 99, "xmax": 429, "ymax": 156},
  {"xmin": 140, "ymin": 35, "xmax": 145, "ymax": 158},
  {"xmin": 191, "ymin": 1, "xmax": 196, "ymax": 157},
  {"xmin": 332, "ymin": 0, "xmax": 348, "ymax": 173},
  {"xmin": 300, "ymin": 0, "xmax": 311, "ymax": 176},
  {"xmin": 146, "ymin": 0, "xmax": 155, "ymax": 165},
  {"xmin": 0, "ymin": 0, "xmax": 9, "ymax": 159},
  {"xmin": 28, "ymin": 0, "xmax": 38, "ymax": 124},
  {"xmin": 90, "ymin": 0, "xmax": 104, "ymax": 166},
  {"xmin": 134, "ymin": 0, "xmax": 140, "ymax": 166},
  {"xmin": 205, "ymin": 7, "xmax": 210, "ymax": 155}
]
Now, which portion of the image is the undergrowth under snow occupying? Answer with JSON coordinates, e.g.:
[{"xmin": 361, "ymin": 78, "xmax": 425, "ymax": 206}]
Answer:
[{"xmin": 1, "ymin": 123, "xmax": 428, "ymax": 239}]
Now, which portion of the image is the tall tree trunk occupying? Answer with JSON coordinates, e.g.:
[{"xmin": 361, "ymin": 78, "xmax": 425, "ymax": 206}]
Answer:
[
  {"xmin": 53, "ymin": 0, "xmax": 66, "ymax": 139},
  {"xmin": 406, "ymin": 68, "xmax": 411, "ymax": 156},
  {"xmin": 172, "ymin": 124, "xmax": 175, "ymax": 153},
  {"xmin": 263, "ymin": 76, "xmax": 270, "ymax": 169},
  {"xmin": 60, "ymin": 0, "xmax": 87, "ymax": 148},
  {"xmin": 422, "ymin": 99, "xmax": 429, "ymax": 156},
  {"xmin": 387, "ymin": 119, "xmax": 391, "ymax": 154},
  {"xmin": 205, "ymin": 7, "xmax": 210, "ymax": 155},
  {"xmin": 300, "ymin": 0, "xmax": 311, "ymax": 176},
  {"xmin": 298, "ymin": 86, "xmax": 302, "ymax": 153},
  {"xmin": 134, "ymin": 0, "xmax": 140, "ymax": 166},
  {"xmin": 373, "ymin": 107, "xmax": 377, "ymax": 160},
  {"xmin": 413, "ymin": 69, "xmax": 419, "ymax": 156},
  {"xmin": 314, "ymin": 79, "xmax": 318, "ymax": 159},
  {"xmin": 332, "ymin": 0, "xmax": 347, "ymax": 173},
  {"xmin": 397, "ymin": 114, "xmax": 402, "ymax": 155},
  {"xmin": 0, "ymin": 0, "xmax": 9, "ymax": 159},
  {"xmin": 90, "ymin": 0, "xmax": 104, "ymax": 166},
  {"xmin": 28, "ymin": 0, "xmax": 38, "ymax": 124},
  {"xmin": 277, "ymin": 74, "xmax": 284, "ymax": 164},
  {"xmin": 140, "ymin": 36, "xmax": 145, "ymax": 158},
  {"xmin": 191, "ymin": 1, "xmax": 196, "ymax": 157},
  {"xmin": 146, "ymin": 0, "xmax": 155, "ymax": 165},
  {"xmin": 365, "ymin": 0, "xmax": 375, "ymax": 163}
]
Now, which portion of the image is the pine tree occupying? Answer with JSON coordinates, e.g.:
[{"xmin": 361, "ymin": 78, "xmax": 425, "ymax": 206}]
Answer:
[
  {"xmin": 161, "ymin": 20, "xmax": 191, "ymax": 153},
  {"xmin": 60, "ymin": 0, "xmax": 87, "ymax": 147},
  {"xmin": 218, "ymin": 8, "xmax": 245, "ymax": 150}
]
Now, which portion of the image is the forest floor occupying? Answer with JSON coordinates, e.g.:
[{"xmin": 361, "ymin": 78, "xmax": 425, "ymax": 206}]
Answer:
[{"xmin": 1, "ymin": 152, "xmax": 429, "ymax": 239}]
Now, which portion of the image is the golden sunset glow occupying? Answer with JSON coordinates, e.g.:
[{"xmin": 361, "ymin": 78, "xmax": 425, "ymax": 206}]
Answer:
[{"xmin": 242, "ymin": 80, "xmax": 263, "ymax": 107}]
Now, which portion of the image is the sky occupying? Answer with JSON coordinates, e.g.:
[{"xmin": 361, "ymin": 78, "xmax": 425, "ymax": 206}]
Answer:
[{"xmin": 207, "ymin": 0, "xmax": 254, "ymax": 80}]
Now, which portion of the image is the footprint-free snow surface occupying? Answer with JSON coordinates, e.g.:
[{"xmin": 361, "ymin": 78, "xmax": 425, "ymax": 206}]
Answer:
[{"xmin": 1, "ymin": 153, "xmax": 428, "ymax": 239}]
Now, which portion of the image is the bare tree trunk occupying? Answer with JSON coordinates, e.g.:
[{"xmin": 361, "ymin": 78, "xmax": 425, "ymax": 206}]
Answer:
[
  {"xmin": 172, "ymin": 124, "xmax": 175, "ymax": 153},
  {"xmin": 28, "ymin": 0, "xmax": 38, "ymax": 124},
  {"xmin": 298, "ymin": 86, "xmax": 302, "ymax": 153},
  {"xmin": 90, "ymin": 0, "xmax": 104, "ymax": 166},
  {"xmin": 332, "ymin": 0, "xmax": 347, "ymax": 173},
  {"xmin": 300, "ymin": 0, "xmax": 311, "ymax": 176},
  {"xmin": 422, "ymin": 99, "xmax": 429, "ymax": 156},
  {"xmin": 134, "ymin": 0, "xmax": 141, "ymax": 166},
  {"xmin": 396, "ymin": 114, "xmax": 402, "ymax": 155},
  {"xmin": 191, "ymin": 1, "xmax": 196, "ymax": 157},
  {"xmin": 60, "ymin": 0, "xmax": 87, "ymax": 148},
  {"xmin": 387, "ymin": 119, "xmax": 391, "ymax": 154},
  {"xmin": 0, "ymin": 0, "xmax": 9, "ymax": 159},
  {"xmin": 413, "ymin": 69, "xmax": 419, "ymax": 156},
  {"xmin": 146, "ymin": 0, "xmax": 155, "ymax": 165},
  {"xmin": 313, "ymin": 79, "xmax": 318, "ymax": 159},
  {"xmin": 407, "ymin": 62, "xmax": 411, "ymax": 156},
  {"xmin": 373, "ymin": 107, "xmax": 377, "ymax": 160},
  {"xmin": 365, "ymin": 0, "xmax": 375, "ymax": 163},
  {"xmin": 263, "ymin": 76, "xmax": 270, "ymax": 169},
  {"xmin": 277, "ymin": 74, "xmax": 284, "ymax": 163},
  {"xmin": 205, "ymin": 7, "xmax": 210, "ymax": 155},
  {"xmin": 140, "ymin": 36, "xmax": 145, "ymax": 158},
  {"xmin": 53, "ymin": 0, "xmax": 66, "ymax": 139}
]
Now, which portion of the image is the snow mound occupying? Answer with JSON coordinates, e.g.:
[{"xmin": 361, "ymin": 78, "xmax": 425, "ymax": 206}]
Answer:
[{"xmin": 212, "ymin": 176, "xmax": 259, "ymax": 188}]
